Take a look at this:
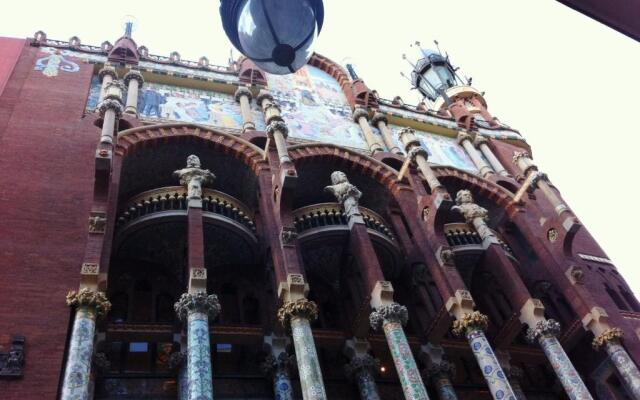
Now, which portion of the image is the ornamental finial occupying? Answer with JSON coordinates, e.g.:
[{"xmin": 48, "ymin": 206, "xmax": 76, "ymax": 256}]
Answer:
[
  {"xmin": 277, "ymin": 298, "xmax": 318, "ymax": 328},
  {"xmin": 173, "ymin": 292, "xmax": 221, "ymax": 322},
  {"xmin": 66, "ymin": 288, "xmax": 111, "ymax": 319},
  {"xmin": 369, "ymin": 303, "xmax": 409, "ymax": 331},
  {"xmin": 592, "ymin": 327, "xmax": 624, "ymax": 350}
]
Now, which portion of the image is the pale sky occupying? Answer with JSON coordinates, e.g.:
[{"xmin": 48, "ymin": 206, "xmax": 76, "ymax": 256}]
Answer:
[{"xmin": 2, "ymin": 0, "xmax": 640, "ymax": 295}]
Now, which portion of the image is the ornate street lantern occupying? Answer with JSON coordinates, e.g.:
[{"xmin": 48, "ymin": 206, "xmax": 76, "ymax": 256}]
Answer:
[
  {"xmin": 220, "ymin": 0, "xmax": 324, "ymax": 75},
  {"xmin": 409, "ymin": 50, "xmax": 461, "ymax": 102}
]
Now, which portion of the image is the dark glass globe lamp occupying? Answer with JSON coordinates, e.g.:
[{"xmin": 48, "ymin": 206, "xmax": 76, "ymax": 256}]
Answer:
[
  {"xmin": 411, "ymin": 50, "xmax": 459, "ymax": 101},
  {"xmin": 220, "ymin": 0, "xmax": 324, "ymax": 75}
]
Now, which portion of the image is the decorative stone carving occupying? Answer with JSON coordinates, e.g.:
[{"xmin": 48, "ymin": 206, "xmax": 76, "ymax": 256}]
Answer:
[
  {"xmin": 174, "ymin": 292, "xmax": 221, "ymax": 321},
  {"xmin": 547, "ymin": 228, "xmax": 558, "ymax": 242},
  {"xmin": 173, "ymin": 155, "xmax": 216, "ymax": 200},
  {"xmin": 529, "ymin": 171, "xmax": 548, "ymax": 191},
  {"xmin": 261, "ymin": 351, "xmax": 295, "ymax": 376},
  {"xmin": 451, "ymin": 311, "xmax": 489, "ymax": 337},
  {"xmin": 98, "ymin": 66, "xmax": 117, "ymax": 80},
  {"xmin": 281, "ymin": 227, "xmax": 298, "ymax": 246},
  {"xmin": 234, "ymin": 86, "xmax": 253, "ymax": 103},
  {"xmin": 370, "ymin": 112, "xmax": 388, "ymax": 126},
  {"xmin": 88, "ymin": 212, "xmax": 107, "ymax": 233},
  {"xmin": 168, "ymin": 351, "xmax": 187, "ymax": 372},
  {"xmin": 456, "ymin": 131, "xmax": 474, "ymax": 145},
  {"xmin": 452, "ymin": 190, "xmax": 488, "ymax": 222},
  {"xmin": 593, "ymin": 327, "xmax": 624, "ymax": 350},
  {"xmin": 266, "ymin": 120, "xmax": 289, "ymax": 139},
  {"xmin": 123, "ymin": 69, "xmax": 144, "ymax": 87},
  {"xmin": 369, "ymin": 303, "xmax": 409, "ymax": 331},
  {"xmin": 512, "ymin": 151, "xmax": 531, "ymax": 165},
  {"xmin": 408, "ymin": 146, "xmax": 429, "ymax": 162},
  {"xmin": 440, "ymin": 249, "xmax": 455, "ymax": 266},
  {"xmin": 256, "ymin": 91, "xmax": 274, "ymax": 107},
  {"xmin": 191, "ymin": 268, "xmax": 207, "ymax": 280},
  {"xmin": 97, "ymin": 99, "xmax": 123, "ymax": 119},
  {"xmin": 0, "ymin": 336, "xmax": 25, "ymax": 378},
  {"xmin": 66, "ymin": 288, "xmax": 111, "ymax": 319},
  {"xmin": 352, "ymin": 107, "xmax": 370, "ymax": 122},
  {"xmin": 424, "ymin": 359, "xmax": 456, "ymax": 381},
  {"xmin": 325, "ymin": 171, "xmax": 362, "ymax": 221},
  {"xmin": 103, "ymin": 80, "xmax": 126, "ymax": 100},
  {"xmin": 566, "ymin": 265, "xmax": 585, "ymax": 285},
  {"xmin": 277, "ymin": 298, "xmax": 318, "ymax": 328},
  {"xmin": 526, "ymin": 319, "xmax": 562, "ymax": 343},
  {"xmin": 473, "ymin": 135, "xmax": 489, "ymax": 147},
  {"xmin": 344, "ymin": 354, "xmax": 380, "ymax": 379},
  {"xmin": 422, "ymin": 206, "xmax": 430, "ymax": 221},
  {"xmin": 80, "ymin": 263, "xmax": 99, "ymax": 276}
]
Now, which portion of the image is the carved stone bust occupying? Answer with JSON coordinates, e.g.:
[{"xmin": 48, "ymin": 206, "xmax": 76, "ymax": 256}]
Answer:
[
  {"xmin": 173, "ymin": 155, "xmax": 216, "ymax": 200},
  {"xmin": 324, "ymin": 171, "xmax": 362, "ymax": 220}
]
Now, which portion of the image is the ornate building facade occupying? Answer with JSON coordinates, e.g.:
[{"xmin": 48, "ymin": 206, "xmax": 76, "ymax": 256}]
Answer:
[{"xmin": 0, "ymin": 28, "xmax": 639, "ymax": 400}]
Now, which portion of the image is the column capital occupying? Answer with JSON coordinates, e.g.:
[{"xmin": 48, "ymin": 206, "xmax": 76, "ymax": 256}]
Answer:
[
  {"xmin": 398, "ymin": 127, "xmax": 419, "ymax": 147},
  {"xmin": 97, "ymin": 99, "xmax": 123, "ymax": 119},
  {"xmin": 408, "ymin": 146, "xmax": 429, "ymax": 162},
  {"xmin": 66, "ymin": 288, "xmax": 111, "ymax": 319},
  {"xmin": 234, "ymin": 86, "xmax": 253, "ymax": 103},
  {"xmin": 168, "ymin": 351, "xmax": 187, "ymax": 372},
  {"xmin": 174, "ymin": 292, "xmax": 221, "ymax": 322},
  {"xmin": 98, "ymin": 65, "xmax": 118, "ymax": 80},
  {"xmin": 369, "ymin": 303, "xmax": 409, "ymax": 331},
  {"xmin": 123, "ymin": 69, "xmax": 144, "ymax": 88},
  {"xmin": 512, "ymin": 150, "xmax": 531, "ymax": 165},
  {"xmin": 266, "ymin": 120, "xmax": 289, "ymax": 139},
  {"xmin": 277, "ymin": 298, "xmax": 318, "ymax": 328},
  {"xmin": 256, "ymin": 90, "xmax": 274, "ymax": 108},
  {"xmin": 263, "ymin": 103, "xmax": 284, "ymax": 124},
  {"xmin": 473, "ymin": 135, "xmax": 489, "ymax": 147},
  {"xmin": 452, "ymin": 311, "xmax": 489, "ymax": 337},
  {"xmin": 352, "ymin": 107, "xmax": 370, "ymax": 122},
  {"xmin": 104, "ymin": 80, "xmax": 126, "ymax": 101},
  {"xmin": 525, "ymin": 319, "xmax": 561, "ymax": 343},
  {"xmin": 592, "ymin": 327, "xmax": 624, "ymax": 350},
  {"xmin": 456, "ymin": 131, "xmax": 475, "ymax": 145},
  {"xmin": 370, "ymin": 112, "xmax": 388, "ymax": 126},
  {"xmin": 423, "ymin": 359, "xmax": 456, "ymax": 381},
  {"xmin": 344, "ymin": 354, "xmax": 380, "ymax": 379},
  {"xmin": 261, "ymin": 351, "xmax": 295, "ymax": 376}
]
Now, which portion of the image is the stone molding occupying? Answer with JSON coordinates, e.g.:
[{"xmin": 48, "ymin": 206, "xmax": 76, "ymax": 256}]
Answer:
[
  {"xmin": 512, "ymin": 151, "xmax": 531, "ymax": 165},
  {"xmin": 98, "ymin": 66, "xmax": 118, "ymax": 80},
  {"xmin": 266, "ymin": 120, "xmax": 289, "ymax": 139},
  {"xmin": 370, "ymin": 112, "xmax": 388, "ymax": 126},
  {"xmin": 369, "ymin": 303, "xmax": 409, "ymax": 331},
  {"xmin": 352, "ymin": 107, "xmax": 370, "ymax": 122},
  {"xmin": 277, "ymin": 298, "xmax": 318, "ymax": 328},
  {"xmin": 256, "ymin": 91, "xmax": 274, "ymax": 107},
  {"xmin": 123, "ymin": 69, "xmax": 144, "ymax": 87},
  {"xmin": 452, "ymin": 311, "xmax": 489, "ymax": 337},
  {"xmin": 525, "ymin": 319, "xmax": 561, "ymax": 343},
  {"xmin": 66, "ymin": 288, "xmax": 111, "ymax": 319},
  {"xmin": 174, "ymin": 292, "xmax": 221, "ymax": 322},
  {"xmin": 592, "ymin": 327, "xmax": 624, "ymax": 350},
  {"xmin": 234, "ymin": 86, "xmax": 253, "ymax": 103},
  {"xmin": 97, "ymin": 99, "xmax": 123, "ymax": 119}
]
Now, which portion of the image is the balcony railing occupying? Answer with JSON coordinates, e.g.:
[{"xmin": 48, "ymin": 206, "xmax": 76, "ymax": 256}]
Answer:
[
  {"xmin": 116, "ymin": 186, "xmax": 255, "ymax": 232},
  {"xmin": 293, "ymin": 203, "xmax": 394, "ymax": 241},
  {"xmin": 444, "ymin": 223, "xmax": 513, "ymax": 255}
]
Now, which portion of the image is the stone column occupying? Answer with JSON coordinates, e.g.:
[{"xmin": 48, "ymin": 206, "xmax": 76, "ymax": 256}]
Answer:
[
  {"xmin": 512, "ymin": 151, "xmax": 569, "ymax": 216},
  {"xmin": 371, "ymin": 112, "xmax": 403, "ymax": 154},
  {"xmin": 457, "ymin": 131, "xmax": 494, "ymax": 178},
  {"xmin": 263, "ymin": 335, "xmax": 295, "ymax": 400},
  {"xmin": 420, "ymin": 344, "xmax": 459, "ymax": 400},
  {"xmin": 398, "ymin": 127, "xmax": 443, "ymax": 192},
  {"xmin": 174, "ymin": 292, "xmax": 221, "ymax": 400},
  {"xmin": 169, "ymin": 351, "xmax": 189, "ymax": 400},
  {"xmin": 353, "ymin": 107, "xmax": 384, "ymax": 154},
  {"xmin": 97, "ymin": 81, "xmax": 124, "ymax": 145},
  {"xmin": 123, "ymin": 69, "xmax": 144, "ymax": 115},
  {"xmin": 452, "ymin": 312, "xmax": 517, "ymax": 400},
  {"xmin": 344, "ymin": 339, "xmax": 382, "ymax": 400},
  {"xmin": 525, "ymin": 319, "xmax": 593, "ymax": 400},
  {"xmin": 593, "ymin": 328, "xmax": 640, "ymax": 399},
  {"xmin": 258, "ymin": 91, "xmax": 292, "ymax": 164},
  {"xmin": 97, "ymin": 65, "xmax": 117, "ymax": 103},
  {"xmin": 474, "ymin": 136, "xmax": 509, "ymax": 177},
  {"xmin": 278, "ymin": 299, "xmax": 327, "ymax": 400},
  {"xmin": 61, "ymin": 289, "xmax": 111, "ymax": 400},
  {"xmin": 235, "ymin": 86, "xmax": 256, "ymax": 132},
  {"xmin": 370, "ymin": 304, "xmax": 430, "ymax": 400}
]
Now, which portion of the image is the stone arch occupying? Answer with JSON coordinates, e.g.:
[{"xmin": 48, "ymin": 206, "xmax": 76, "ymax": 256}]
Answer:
[
  {"xmin": 115, "ymin": 123, "xmax": 269, "ymax": 174},
  {"xmin": 431, "ymin": 165, "xmax": 515, "ymax": 209},
  {"xmin": 308, "ymin": 53, "xmax": 356, "ymax": 106}
]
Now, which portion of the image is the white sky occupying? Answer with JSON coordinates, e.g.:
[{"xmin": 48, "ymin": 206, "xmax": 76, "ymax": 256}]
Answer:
[{"xmin": 2, "ymin": 0, "xmax": 640, "ymax": 295}]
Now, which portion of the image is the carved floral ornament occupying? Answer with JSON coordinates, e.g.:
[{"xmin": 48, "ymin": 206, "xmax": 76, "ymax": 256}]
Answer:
[
  {"xmin": 547, "ymin": 228, "xmax": 558, "ymax": 242},
  {"xmin": 369, "ymin": 303, "xmax": 409, "ymax": 331},
  {"xmin": 525, "ymin": 319, "xmax": 561, "ymax": 343},
  {"xmin": 451, "ymin": 311, "xmax": 489, "ymax": 337},
  {"xmin": 277, "ymin": 298, "xmax": 318, "ymax": 328},
  {"xmin": 512, "ymin": 151, "xmax": 531, "ymax": 165},
  {"xmin": 344, "ymin": 354, "xmax": 380, "ymax": 379},
  {"xmin": 123, "ymin": 69, "xmax": 144, "ymax": 87},
  {"xmin": 98, "ymin": 66, "xmax": 117, "ymax": 80},
  {"xmin": 261, "ymin": 351, "xmax": 295, "ymax": 375},
  {"xmin": 592, "ymin": 327, "xmax": 624, "ymax": 350},
  {"xmin": 424, "ymin": 359, "xmax": 457, "ymax": 381},
  {"xmin": 97, "ymin": 99, "xmax": 123, "ymax": 119},
  {"xmin": 66, "ymin": 288, "xmax": 111, "ymax": 319},
  {"xmin": 173, "ymin": 292, "xmax": 221, "ymax": 321}
]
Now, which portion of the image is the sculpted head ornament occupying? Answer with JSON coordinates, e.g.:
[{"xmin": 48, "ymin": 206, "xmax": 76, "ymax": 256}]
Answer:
[
  {"xmin": 187, "ymin": 154, "xmax": 201, "ymax": 168},
  {"xmin": 330, "ymin": 171, "xmax": 348, "ymax": 185},
  {"xmin": 455, "ymin": 190, "xmax": 474, "ymax": 205}
]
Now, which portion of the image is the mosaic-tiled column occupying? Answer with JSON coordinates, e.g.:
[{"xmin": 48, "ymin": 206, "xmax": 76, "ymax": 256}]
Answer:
[
  {"xmin": 174, "ymin": 292, "xmax": 221, "ymax": 400},
  {"xmin": 235, "ymin": 86, "xmax": 256, "ymax": 132},
  {"xmin": 505, "ymin": 366, "xmax": 528, "ymax": 400},
  {"xmin": 370, "ymin": 304, "xmax": 430, "ymax": 400},
  {"xmin": 61, "ymin": 289, "xmax": 111, "ymax": 400},
  {"xmin": 526, "ymin": 320, "xmax": 593, "ymax": 400},
  {"xmin": 593, "ymin": 328, "xmax": 640, "ymax": 398},
  {"xmin": 123, "ymin": 69, "xmax": 144, "ymax": 115},
  {"xmin": 345, "ymin": 354, "xmax": 382, "ymax": 400},
  {"xmin": 423, "ymin": 360, "xmax": 459, "ymax": 400},
  {"xmin": 452, "ymin": 312, "xmax": 516, "ymax": 400},
  {"xmin": 169, "ymin": 351, "xmax": 189, "ymax": 400},
  {"xmin": 278, "ymin": 299, "xmax": 327, "ymax": 400},
  {"xmin": 262, "ymin": 351, "xmax": 295, "ymax": 400}
]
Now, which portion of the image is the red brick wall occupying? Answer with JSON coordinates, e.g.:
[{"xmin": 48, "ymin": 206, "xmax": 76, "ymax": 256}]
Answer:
[
  {"xmin": 0, "ymin": 42, "xmax": 98, "ymax": 399},
  {"xmin": 0, "ymin": 38, "xmax": 24, "ymax": 98}
]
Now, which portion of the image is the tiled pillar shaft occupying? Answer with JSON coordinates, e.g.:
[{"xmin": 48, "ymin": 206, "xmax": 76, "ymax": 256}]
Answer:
[
  {"xmin": 475, "ymin": 137, "xmax": 509, "ymax": 177},
  {"xmin": 169, "ymin": 352, "xmax": 189, "ymax": 400},
  {"xmin": 458, "ymin": 132, "xmax": 494, "ymax": 177},
  {"xmin": 262, "ymin": 350, "xmax": 295, "ymax": 400},
  {"xmin": 235, "ymin": 87, "xmax": 256, "ymax": 132},
  {"xmin": 433, "ymin": 376, "xmax": 458, "ymax": 400},
  {"xmin": 98, "ymin": 66, "xmax": 117, "ymax": 103},
  {"xmin": 175, "ymin": 293, "xmax": 221, "ymax": 400},
  {"xmin": 371, "ymin": 112, "xmax": 402, "ymax": 154},
  {"xmin": 345, "ymin": 353, "xmax": 381, "ymax": 400},
  {"xmin": 278, "ymin": 299, "xmax": 327, "ymax": 400},
  {"xmin": 353, "ymin": 107, "xmax": 384, "ymax": 154},
  {"xmin": 398, "ymin": 127, "xmax": 443, "ymax": 191},
  {"xmin": 354, "ymin": 369, "xmax": 381, "ymax": 400},
  {"xmin": 61, "ymin": 290, "xmax": 111, "ymax": 400},
  {"xmin": 123, "ymin": 70, "xmax": 144, "ymax": 115},
  {"xmin": 453, "ymin": 312, "xmax": 516, "ymax": 400},
  {"xmin": 593, "ymin": 328, "xmax": 640, "ymax": 399},
  {"xmin": 527, "ymin": 320, "xmax": 593, "ymax": 400},
  {"xmin": 371, "ymin": 305, "xmax": 430, "ymax": 400},
  {"xmin": 422, "ymin": 358, "xmax": 459, "ymax": 400}
]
